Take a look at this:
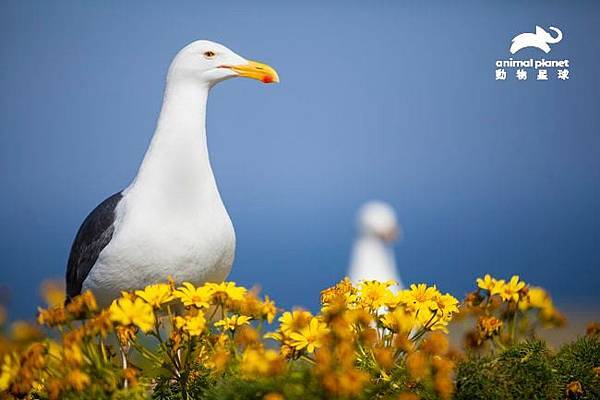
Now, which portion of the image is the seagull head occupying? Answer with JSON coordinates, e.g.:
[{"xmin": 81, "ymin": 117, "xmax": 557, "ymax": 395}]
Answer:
[
  {"xmin": 357, "ymin": 201, "xmax": 401, "ymax": 243},
  {"xmin": 168, "ymin": 40, "xmax": 279, "ymax": 86}
]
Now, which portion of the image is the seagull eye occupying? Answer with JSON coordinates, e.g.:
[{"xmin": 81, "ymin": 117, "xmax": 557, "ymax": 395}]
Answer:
[{"xmin": 203, "ymin": 51, "xmax": 216, "ymax": 59}]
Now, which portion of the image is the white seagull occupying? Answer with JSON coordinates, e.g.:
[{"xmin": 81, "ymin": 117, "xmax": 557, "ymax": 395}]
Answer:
[
  {"xmin": 65, "ymin": 40, "xmax": 279, "ymax": 306},
  {"xmin": 347, "ymin": 201, "xmax": 404, "ymax": 290}
]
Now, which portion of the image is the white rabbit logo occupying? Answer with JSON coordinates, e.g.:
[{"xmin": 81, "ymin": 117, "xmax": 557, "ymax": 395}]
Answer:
[{"xmin": 510, "ymin": 26, "xmax": 563, "ymax": 54}]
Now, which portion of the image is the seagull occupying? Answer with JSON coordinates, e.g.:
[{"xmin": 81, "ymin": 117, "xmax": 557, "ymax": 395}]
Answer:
[
  {"xmin": 65, "ymin": 40, "xmax": 279, "ymax": 306},
  {"xmin": 347, "ymin": 201, "xmax": 404, "ymax": 290}
]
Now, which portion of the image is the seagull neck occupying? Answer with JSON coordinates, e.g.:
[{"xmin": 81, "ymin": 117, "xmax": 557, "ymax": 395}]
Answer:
[
  {"xmin": 129, "ymin": 78, "xmax": 219, "ymax": 202},
  {"xmin": 359, "ymin": 233, "xmax": 389, "ymax": 249},
  {"xmin": 156, "ymin": 78, "xmax": 210, "ymax": 137}
]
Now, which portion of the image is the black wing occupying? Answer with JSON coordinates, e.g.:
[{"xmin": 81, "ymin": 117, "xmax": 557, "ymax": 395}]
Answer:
[{"xmin": 66, "ymin": 192, "xmax": 123, "ymax": 300}]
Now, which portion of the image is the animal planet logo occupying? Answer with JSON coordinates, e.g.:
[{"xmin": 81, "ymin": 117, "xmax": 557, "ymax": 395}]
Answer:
[
  {"xmin": 510, "ymin": 26, "xmax": 563, "ymax": 54},
  {"xmin": 495, "ymin": 25, "xmax": 570, "ymax": 81}
]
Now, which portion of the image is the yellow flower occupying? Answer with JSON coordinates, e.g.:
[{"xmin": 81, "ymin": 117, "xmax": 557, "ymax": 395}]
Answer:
[
  {"xmin": 404, "ymin": 283, "xmax": 439, "ymax": 314},
  {"xmin": 185, "ymin": 314, "xmax": 206, "ymax": 336},
  {"xmin": 279, "ymin": 310, "xmax": 312, "ymax": 334},
  {"xmin": 214, "ymin": 314, "xmax": 252, "ymax": 331},
  {"xmin": 207, "ymin": 346, "xmax": 230, "ymax": 375},
  {"xmin": 264, "ymin": 331, "xmax": 283, "ymax": 341},
  {"xmin": 490, "ymin": 279, "xmax": 506, "ymax": 297},
  {"xmin": 174, "ymin": 282, "xmax": 211, "ymax": 308},
  {"xmin": 416, "ymin": 308, "xmax": 440, "ymax": 329},
  {"xmin": 84, "ymin": 309, "xmax": 113, "ymax": 337},
  {"xmin": 10, "ymin": 321, "xmax": 43, "ymax": 342},
  {"xmin": 264, "ymin": 393, "xmax": 285, "ymax": 400},
  {"xmin": 520, "ymin": 286, "xmax": 553, "ymax": 311},
  {"xmin": 174, "ymin": 313, "xmax": 206, "ymax": 336},
  {"xmin": 433, "ymin": 293, "xmax": 459, "ymax": 317},
  {"xmin": 421, "ymin": 331, "xmax": 449, "ymax": 355},
  {"xmin": 135, "ymin": 283, "xmax": 174, "ymax": 308},
  {"xmin": 496, "ymin": 275, "xmax": 526, "ymax": 303},
  {"xmin": 476, "ymin": 274, "xmax": 498, "ymax": 292},
  {"xmin": 123, "ymin": 367, "xmax": 139, "ymax": 387},
  {"xmin": 37, "ymin": 306, "xmax": 68, "ymax": 327},
  {"xmin": 477, "ymin": 315, "xmax": 503, "ymax": 339},
  {"xmin": 321, "ymin": 368, "xmax": 370, "ymax": 397},
  {"xmin": 109, "ymin": 297, "xmax": 155, "ymax": 333},
  {"xmin": 0, "ymin": 354, "xmax": 19, "ymax": 391},
  {"xmin": 47, "ymin": 340, "xmax": 62, "ymax": 359},
  {"xmin": 398, "ymin": 393, "xmax": 420, "ymax": 400},
  {"xmin": 566, "ymin": 381, "xmax": 584, "ymax": 397},
  {"xmin": 40, "ymin": 280, "xmax": 65, "ymax": 307},
  {"xmin": 240, "ymin": 348, "xmax": 285, "ymax": 378},
  {"xmin": 205, "ymin": 281, "xmax": 247, "ymax": 303},
  {"xmin": 236, "ymin": 292, "xmax": 263, "ymax": 317},
  {"xmin": 66, "ymin": 369, "xmax": 90, "ymax": 391},
  {"xmin": 63, "ymin": 342, "xmax": 84, "ymax": 366},
  {"xmin": 288, "ymin": 317, "xmax": 329, "ymax": 353},
  {"xmin": 428, "ymin": 317, "xmax": 452, "ymax": 333},
  {"xmin": 406, "ymin": 350, "xmax": 428, "ymax": 380},
  {"xmin": 261, "ymin": 296, "xmax": 277, "ymax": 323},
  {"xmin": 116, "ymin": 325, "xmax": 137, "ymax": 345},
  {"xmin": 65, "ymin": 290, "xmax": 98, "ymax": 318},
  {"xmin": 410, "ymin": 295, "xmax": 455, "ymax": 333},
  {"xmin": 528, "ymin": 287, "xmax": 550, "ymax": 308},
  {"xmin": 434, "ymin": 365, "xmax": 455, "ymax": 400},
  {"xmin": 389, "ymin": 289, "xmax": 414, "ymax": 308},
  {"xmin": 357, "ymin": 280, "xmax": 395, "ymax": 309},
  {"xmin": 321, "ymin": 278, "xmax": 358, "ymax": 310},
  {"xmin": 234, "ymin": 325, "xmax": 260, "ymax": 348},
  {"xmin": 381, "ymin": 307, "xmax": 416, "ymax": 334}
]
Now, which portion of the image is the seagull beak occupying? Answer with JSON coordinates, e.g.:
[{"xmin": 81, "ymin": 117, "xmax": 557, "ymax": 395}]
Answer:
[
  {"xmin": 220, "ymin": 60, "xmax": 280, "ymax": 84},
  {"xmin": 381, "ymin": 227, "xmax": 398, "ymax": 243}
]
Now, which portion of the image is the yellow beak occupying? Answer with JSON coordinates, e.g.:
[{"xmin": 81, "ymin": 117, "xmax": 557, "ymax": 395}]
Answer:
[{"xmin": 221, "ymin": 60, "xmax": 280, "ymax": 84}]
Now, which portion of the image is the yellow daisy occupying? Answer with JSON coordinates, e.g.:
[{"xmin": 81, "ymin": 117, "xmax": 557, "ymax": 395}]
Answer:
[
  {"xmin": 476, "ymin": 274, "xmax": 498, "ymax": 292},
  {"xmin": 404, "ymin": 283, "xmax": 439, "ymax": 314},
  {"xmin": 135, "ymin": 283, "xmax": 174, "ymax": 309},
  {"xmin": 497, "ymin": 275, "xmax": 526, "ymax": 303},
  {"xmin": 381, "ymin": 307, "xmax": 416, "ymax": 334},
  {"xmin": 174, "ymin": 313, "xmax": 206, "ymax": 336},
  {"xmin": 174, "ymin": 282, "xmax": 211, "ymax": 308},
  {"xmin": 279, "ymin": 310, "xmax": 312, "ymax": 334},
  {"xmin": 433, "ymin": 293, "xmax": 459, "ymax": 317},
  {"xmin": 288, "ymin": 317, "xmax": 329, "ymax": 353},
  {"xmin": 214, "ymin": 314, "xmax": 252, "ymax": 331},
  {"xmin": 109, "ymin": 297, "xmax": 155, "ymax": 333},
  {"xmin": 0, "ymin": 354, "xmax": 19, "ymax": 391},
  {"xmin": 357, "ymin": 280, "xmax": 395, "ymax": 310},
  {"xmin": 205, "ymin": 282, "xmax": 247, "ymax": 303},
  {"xmin": 261, "ymin": 296, "xmax": 277, "ymax": 323}
]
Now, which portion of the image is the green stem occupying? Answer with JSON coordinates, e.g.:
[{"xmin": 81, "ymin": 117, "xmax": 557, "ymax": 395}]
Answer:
[
  {"xmin": 151, "ymin": 330, "xmax": 181, "ymax": 372},
  {"xmin": 511, "ymin": 310, "xmax": 518, "ymax": 344},
  {"xmin": 131, "ymin": 341, "xmax": 165, "ymax": 366},
  {"xmin": 300, "ymin": 355, "xmax": 316, "ymax": 365}
]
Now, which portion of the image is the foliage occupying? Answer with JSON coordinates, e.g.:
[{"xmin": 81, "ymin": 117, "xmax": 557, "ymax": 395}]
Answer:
[
  {"xmin": 455, "ymin": 333, "xmax": 600, "ymax": 400},
  {"xmin": 0, "ymin": 274, "xmax": 596, "ymax": 400},
  {"xmin": 553, "ymin": 333, "xmax": 600, "ymax": 400},
  {"xmin": 455, "ymin": 340, "xmax": 559, "ymax": 400}
]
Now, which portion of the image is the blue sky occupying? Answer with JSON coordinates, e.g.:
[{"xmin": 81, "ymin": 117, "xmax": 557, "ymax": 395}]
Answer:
[{"xmin": 1, "ymin": 1, "xmax": 599, "ymax": 317}]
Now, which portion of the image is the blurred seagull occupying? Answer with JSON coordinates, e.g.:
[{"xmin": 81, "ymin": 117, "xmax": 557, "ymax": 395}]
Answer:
[
  {"xmin": 348, "ymin": 201, "xmax": 404, "ymax": 290},
  {"xmin": 65, "ymin": 40, "xmax": 279, "ymax": 306}
]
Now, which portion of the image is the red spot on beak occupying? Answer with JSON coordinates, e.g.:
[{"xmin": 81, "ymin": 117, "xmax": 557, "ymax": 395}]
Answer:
[{"xmin": 262, "ymin": 76, "xmax": 274, "ymax": 84}]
